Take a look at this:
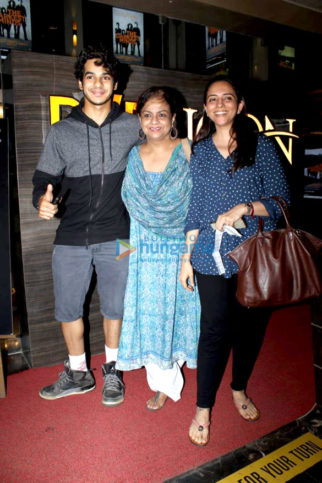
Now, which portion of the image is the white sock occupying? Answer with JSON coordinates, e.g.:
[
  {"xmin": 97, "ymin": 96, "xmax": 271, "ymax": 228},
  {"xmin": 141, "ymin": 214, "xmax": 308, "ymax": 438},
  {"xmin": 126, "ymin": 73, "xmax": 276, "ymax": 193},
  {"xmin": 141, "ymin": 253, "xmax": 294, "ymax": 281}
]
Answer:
[
  {"xmin": 105, "ymin": 345, "xmax": 118, "ymax": 363},
  {"xmin": 69, "ymin": 353, "xmax": 87, "ymax": 371}
]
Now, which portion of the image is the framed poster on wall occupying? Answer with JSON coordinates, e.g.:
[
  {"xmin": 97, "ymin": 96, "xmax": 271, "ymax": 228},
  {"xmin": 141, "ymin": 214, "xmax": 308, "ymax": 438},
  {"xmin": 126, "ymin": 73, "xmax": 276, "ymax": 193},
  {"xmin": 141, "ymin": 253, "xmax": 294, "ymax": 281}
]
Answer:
[
  {"xmin": 113, "ymin": 7, "xmax": 144, "ymax": 65},
  {"xmin": 304, "ymin": 147, "xmax": 322, "ymax": 198},
  {"xmin": 278, "ymin": 45, "xmax": 295, "ymax": 70},
  {"xmin": 0, "ymin": 0, "xmax": 31, "ymax": 50},
  {"xmin": 205, "ymin": 26, "xmax": 226, "ymax": 70}
]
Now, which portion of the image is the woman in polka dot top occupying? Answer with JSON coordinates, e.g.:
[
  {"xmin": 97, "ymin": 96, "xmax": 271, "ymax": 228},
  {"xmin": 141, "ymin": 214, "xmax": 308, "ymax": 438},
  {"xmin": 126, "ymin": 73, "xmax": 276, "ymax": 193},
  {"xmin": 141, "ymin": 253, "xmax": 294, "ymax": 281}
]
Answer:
[{"xmin": 179, "ymin": 76, "xmax": 290, "ymax": 446}]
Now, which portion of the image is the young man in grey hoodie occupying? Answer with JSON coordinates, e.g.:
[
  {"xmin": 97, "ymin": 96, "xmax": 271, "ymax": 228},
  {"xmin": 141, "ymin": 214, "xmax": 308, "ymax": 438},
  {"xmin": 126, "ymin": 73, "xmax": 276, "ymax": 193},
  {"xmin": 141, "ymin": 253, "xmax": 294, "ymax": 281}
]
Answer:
[{"xmin": 32, "ymin": 46, "xmax": 139, "ymax": 406}]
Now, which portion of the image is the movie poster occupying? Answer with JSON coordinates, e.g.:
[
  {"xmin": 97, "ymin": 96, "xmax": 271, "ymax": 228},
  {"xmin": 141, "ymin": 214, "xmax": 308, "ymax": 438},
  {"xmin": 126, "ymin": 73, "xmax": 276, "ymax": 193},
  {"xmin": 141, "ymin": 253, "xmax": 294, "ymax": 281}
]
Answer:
[
  {"xmin": 278, "ymin": 45, "xmax": 295, "ymax": 70},
  {"xmin": 205, "ymin": 26, "xmax": 226, "ymax": 70},
  {"xmin": 113, "ymin": 7, "xmax": 144, "ymax": 65},
  {"xmin": 304, "ymin": 148, "xmax": 322, "ymax": 198},
  {"xmin": 0, "ymin": 0, "xmax": 31, "ymax": 50}
]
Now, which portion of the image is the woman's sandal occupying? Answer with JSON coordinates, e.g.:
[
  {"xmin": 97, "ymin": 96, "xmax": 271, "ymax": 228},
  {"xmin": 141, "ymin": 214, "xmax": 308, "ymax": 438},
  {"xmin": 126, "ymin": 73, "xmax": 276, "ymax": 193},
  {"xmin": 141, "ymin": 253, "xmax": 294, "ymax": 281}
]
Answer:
[
  {"xmin": 146, "ymin": 391, "xmax": 168, "ymax": 411},
  {"xmin": 234, "ymin": 397, "xmax": 260, "ymax": 422},
  {"xmin": 189, "ymin": 419, "xmax": 210, "ymax": 447}
]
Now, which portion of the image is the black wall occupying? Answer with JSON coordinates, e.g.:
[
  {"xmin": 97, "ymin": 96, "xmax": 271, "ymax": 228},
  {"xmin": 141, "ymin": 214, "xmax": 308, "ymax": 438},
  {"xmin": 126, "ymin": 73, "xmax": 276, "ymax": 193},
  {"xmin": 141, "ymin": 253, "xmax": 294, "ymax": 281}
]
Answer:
[{"xmin": 0, "ymin": 119, "xmax": 13, "ymax": 335}]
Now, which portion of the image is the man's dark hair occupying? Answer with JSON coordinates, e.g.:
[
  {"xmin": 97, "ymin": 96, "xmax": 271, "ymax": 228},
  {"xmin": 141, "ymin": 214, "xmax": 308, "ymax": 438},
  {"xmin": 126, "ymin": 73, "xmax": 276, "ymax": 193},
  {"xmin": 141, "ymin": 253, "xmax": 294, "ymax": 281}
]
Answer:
[{"xmin": 74, "ymin": 45, "xmax": 120, "ymax": 84}]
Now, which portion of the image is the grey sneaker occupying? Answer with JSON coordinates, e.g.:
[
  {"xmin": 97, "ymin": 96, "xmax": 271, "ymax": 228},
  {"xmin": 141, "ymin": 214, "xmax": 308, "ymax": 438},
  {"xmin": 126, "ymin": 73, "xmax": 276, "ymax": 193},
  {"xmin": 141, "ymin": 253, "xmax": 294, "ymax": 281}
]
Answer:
[
  {"xmin": 102, "ymin": 361, "xmax": 124, "ymax": 407},
  {"xmin": 39, "ymin": 360, "xmax": 95, "ymax": 400}
]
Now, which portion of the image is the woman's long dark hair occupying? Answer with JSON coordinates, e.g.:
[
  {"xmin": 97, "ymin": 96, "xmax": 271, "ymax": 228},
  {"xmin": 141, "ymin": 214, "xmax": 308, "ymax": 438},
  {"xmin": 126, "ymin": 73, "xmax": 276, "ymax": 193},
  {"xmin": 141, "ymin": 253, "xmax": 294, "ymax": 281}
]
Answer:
[{"xmin": 193, "ymin": 75, "xmax": 258, "ymax": 173}]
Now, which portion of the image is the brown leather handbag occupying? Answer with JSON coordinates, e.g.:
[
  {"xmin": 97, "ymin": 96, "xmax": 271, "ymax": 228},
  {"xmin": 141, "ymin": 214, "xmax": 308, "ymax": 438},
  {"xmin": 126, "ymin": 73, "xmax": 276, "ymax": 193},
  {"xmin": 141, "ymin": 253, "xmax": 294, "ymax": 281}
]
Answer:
[{"xmin": 228, "ymin": 197, "xmax": 322, "ymax": 307}]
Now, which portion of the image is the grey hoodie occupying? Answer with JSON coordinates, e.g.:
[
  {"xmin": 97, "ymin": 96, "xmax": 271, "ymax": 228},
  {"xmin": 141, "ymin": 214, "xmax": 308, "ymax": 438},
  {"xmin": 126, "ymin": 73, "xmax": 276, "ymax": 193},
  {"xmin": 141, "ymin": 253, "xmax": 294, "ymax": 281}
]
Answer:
[{"xmin": 32, "ymin": 101, "xmax": 139, "ymax": 245}]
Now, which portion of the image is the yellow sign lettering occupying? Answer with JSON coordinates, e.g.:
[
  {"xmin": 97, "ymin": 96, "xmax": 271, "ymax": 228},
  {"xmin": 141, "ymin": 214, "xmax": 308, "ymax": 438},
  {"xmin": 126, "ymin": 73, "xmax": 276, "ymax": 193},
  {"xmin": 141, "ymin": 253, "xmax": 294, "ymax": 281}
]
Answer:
[
  {"xmin": 49, "ymin": 96, "xmax": 298, "ymax": 164},
  {"xmin": 49, "ymin": 96, "xmax": 79, "ymax": 125},
  {"xmin": 183, "ymin": 107, "xmax": 198, "ymax": 141}
]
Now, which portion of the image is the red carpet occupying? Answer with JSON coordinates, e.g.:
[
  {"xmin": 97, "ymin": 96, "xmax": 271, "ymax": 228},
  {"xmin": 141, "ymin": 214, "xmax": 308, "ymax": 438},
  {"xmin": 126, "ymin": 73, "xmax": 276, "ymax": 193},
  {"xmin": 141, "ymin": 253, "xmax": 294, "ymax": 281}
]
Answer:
[{"xmin": 0, "ymin": 304, "xmax": 315, "ymax": 482}]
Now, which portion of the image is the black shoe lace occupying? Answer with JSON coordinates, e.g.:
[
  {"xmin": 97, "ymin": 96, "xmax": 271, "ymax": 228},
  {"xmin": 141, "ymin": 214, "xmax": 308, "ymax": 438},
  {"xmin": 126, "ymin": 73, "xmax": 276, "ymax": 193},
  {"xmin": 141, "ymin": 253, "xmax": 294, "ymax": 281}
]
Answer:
[
  {"xmin": 56, "ymin": 370, "xmax": 73, "ymax": 388},
  {"xmin": 103, "ymin": 371, "xmax": 123, "ymax": 392}
]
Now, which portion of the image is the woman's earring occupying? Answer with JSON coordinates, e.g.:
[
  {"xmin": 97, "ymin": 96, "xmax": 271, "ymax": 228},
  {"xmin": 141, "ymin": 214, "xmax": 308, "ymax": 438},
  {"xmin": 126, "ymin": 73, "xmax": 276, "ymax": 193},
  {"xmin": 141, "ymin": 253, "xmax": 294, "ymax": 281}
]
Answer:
[
  {"xmin": 170, "ymin": 125, "xmax": 178, "ymax": 140},
  {"xmin": 139, "ymin": 128, "xmax": 146, "ymax": 140}
]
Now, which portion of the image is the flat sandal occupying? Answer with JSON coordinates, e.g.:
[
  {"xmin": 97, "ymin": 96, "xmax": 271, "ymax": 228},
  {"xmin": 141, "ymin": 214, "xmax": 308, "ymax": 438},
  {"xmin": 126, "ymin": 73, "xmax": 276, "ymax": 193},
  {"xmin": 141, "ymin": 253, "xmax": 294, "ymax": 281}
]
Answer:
[
  {"xmin": 189, "ymin": 418, "xmax": 210, "ymax": 447},
  {"xmin": 146, "ymin": 391, "xmax": 168, "ymax": 411},
  {"xmin": 234, "ymin": 397, "xmax": 260, "ymax": 422}
]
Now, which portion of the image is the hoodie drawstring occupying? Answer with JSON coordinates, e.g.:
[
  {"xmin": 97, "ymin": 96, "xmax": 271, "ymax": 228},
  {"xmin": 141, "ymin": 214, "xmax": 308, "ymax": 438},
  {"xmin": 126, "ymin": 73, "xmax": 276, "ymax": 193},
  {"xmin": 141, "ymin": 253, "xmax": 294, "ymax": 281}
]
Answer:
[
  {"xmin": 109, "ymin": 122, "xmax": 112, "ymax": 161},
  {"xmin": 86, "ymin": 124, "xmax": 93, "ymax": 209},
  {"xmin": 96, "ymin": 127, "xmax": 106, "ymax": 209}
]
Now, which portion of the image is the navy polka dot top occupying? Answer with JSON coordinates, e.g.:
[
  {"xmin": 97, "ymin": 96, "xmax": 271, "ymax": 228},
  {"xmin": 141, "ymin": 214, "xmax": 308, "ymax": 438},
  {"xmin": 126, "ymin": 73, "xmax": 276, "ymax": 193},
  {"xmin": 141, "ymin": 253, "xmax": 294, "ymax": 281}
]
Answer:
[{"xmin": 184, "ymin": 134, "xmax": 290, "ymax": 277}]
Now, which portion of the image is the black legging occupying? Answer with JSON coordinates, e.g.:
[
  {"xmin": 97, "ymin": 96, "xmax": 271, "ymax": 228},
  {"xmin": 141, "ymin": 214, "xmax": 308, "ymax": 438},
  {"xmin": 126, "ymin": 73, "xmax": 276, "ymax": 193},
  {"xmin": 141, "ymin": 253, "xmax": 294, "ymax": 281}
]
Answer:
[{"xmin": 195, "ymin": 271, "xmax": 271, "ymax": 409}]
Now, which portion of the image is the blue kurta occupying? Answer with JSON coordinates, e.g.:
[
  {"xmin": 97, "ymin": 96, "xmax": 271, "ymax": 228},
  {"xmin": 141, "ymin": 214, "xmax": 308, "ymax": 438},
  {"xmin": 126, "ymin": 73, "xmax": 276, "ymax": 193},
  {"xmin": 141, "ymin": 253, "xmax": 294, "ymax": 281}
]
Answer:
[{"xmin": 117, "ymin": 146, "xmax": 200, "ymax": 371}]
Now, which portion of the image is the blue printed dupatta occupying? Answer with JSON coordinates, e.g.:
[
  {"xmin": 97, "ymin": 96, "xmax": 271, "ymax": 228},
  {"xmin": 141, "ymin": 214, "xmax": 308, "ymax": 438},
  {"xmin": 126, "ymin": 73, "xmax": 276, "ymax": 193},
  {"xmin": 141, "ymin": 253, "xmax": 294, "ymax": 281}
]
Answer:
[{"xmin": 121, "ymin": 143, "xmax": 192, "ymax": 238}]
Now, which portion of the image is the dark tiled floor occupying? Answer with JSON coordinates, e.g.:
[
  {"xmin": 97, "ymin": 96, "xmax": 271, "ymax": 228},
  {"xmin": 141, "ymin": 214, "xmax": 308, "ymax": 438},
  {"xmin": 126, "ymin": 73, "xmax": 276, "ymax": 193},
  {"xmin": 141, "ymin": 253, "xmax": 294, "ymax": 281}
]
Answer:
[
  {"xmin": 290, "ymin": 461, "xmax": 322, "ymax": 482},
  {"xmin": 166, "ymin": 406, "xmax": 322, "ymax": 482}
]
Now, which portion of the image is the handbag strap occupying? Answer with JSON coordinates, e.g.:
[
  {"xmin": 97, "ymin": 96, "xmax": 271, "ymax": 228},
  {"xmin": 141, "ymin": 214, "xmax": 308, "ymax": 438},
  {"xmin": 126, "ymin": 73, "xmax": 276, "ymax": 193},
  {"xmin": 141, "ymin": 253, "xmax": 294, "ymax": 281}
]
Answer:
[
  {"xmin": 257, "ymin": 196, "xmax": 291, "ymax": 233},
  {"xmin": 270, "ymin": 196, "xmax": 292, "ymax": 229},
  {"xmin": 181, "ymin": 138, "xmax": 191, "ymax": 164}
]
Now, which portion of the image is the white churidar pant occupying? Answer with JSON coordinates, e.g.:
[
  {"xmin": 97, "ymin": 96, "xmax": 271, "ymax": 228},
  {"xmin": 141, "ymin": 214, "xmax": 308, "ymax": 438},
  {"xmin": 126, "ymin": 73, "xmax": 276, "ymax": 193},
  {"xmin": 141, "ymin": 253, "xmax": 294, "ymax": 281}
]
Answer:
[{"xmin": 145, "ymin": 359, "xmax": 185, "ymax": 401}]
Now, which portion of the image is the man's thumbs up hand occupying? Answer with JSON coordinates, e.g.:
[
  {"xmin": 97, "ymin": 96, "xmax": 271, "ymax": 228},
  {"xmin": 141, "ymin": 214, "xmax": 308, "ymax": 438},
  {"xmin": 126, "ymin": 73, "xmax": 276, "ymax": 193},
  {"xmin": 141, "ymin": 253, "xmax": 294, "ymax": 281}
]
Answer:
[
  {"xmin": 44, "ymin": 183, "xmax": 54, "ymax": 202},
  {"xmin": 38, "ymin": 184, "xmax": 58, "ymax": 220}
]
